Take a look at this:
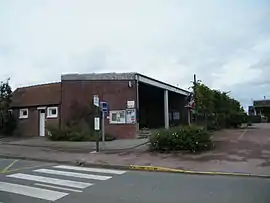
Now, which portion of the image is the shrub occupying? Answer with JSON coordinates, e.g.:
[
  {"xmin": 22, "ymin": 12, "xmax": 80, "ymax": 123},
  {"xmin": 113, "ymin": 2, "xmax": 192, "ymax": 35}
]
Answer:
[
  {"xmin": 47, "ymin": 125, "xmax": 69, "ymax": 141},
  {"xmin": 86, "ymin": 133, "xmax": 116, "ymax": 141},
  {"xmin": 104, "ymin": 133, "xmax": 116, "ymax": 141},
  {"xmin": 47, "ymin": 125, "xmax": 116, "ymax": 142},
  {"xmin": 248, "ymin": 115, "xmax": 262, "ymax": 123},
  {"xmin": 149, "ymin": 125, "xmax": 212, "ymax": 153},
  {"xmin": 47, "ymin": 124, "xmax": 91, "ymax": 141},
  {"xmin": 0, "ymin": 111, "xmax": 17, "ymax": 135}
]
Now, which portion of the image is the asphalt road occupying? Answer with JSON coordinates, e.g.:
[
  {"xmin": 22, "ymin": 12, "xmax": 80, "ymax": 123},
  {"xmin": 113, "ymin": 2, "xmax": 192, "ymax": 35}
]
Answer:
[{"xmin": 0, "ymin": 158, "xmax": 270, "ymax": 203}]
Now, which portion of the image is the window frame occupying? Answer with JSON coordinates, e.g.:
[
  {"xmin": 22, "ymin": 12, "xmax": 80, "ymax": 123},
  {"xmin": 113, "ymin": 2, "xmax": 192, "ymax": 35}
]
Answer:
[
  {"xmin": 19, "ymin": 108, "xmax": 29, "ymax": 119},
  {"xmin": 47, "ymin": 107, "xmax": 58, "ymax": 118},
  {"xmin": 109, "ymin": 110, "xmax": 126, "ymax": 124}
]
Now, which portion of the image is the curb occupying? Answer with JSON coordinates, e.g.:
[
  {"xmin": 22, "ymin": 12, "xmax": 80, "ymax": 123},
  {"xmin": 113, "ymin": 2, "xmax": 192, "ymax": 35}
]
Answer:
[
  {"xmin": 0, "ymin": 154, "xmax": 269, "ymax": 178},
  {"xmin": 1, "ymin": 141, "xmax": 149, "ymax": 154},
  {"xmin": 129, "ymin": 165, "xmax": 270, "ymax": 178},
  {"xmin": 0, "ymin": 154, "xmax": 130, "ymax": 171}
]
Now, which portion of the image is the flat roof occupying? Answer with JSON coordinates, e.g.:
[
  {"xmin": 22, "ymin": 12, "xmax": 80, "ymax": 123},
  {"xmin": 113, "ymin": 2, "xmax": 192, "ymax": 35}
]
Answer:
[
  {"xmin": 62, "ymin": 72, "xmax": 189, "ymax": 96},
  {"xmin": 253, "ymin": 99, "xmax": 270, "ymax": 102},
  {"xmin": 253, "ymin": 99, "xmax": 270, "ymax": 107}
]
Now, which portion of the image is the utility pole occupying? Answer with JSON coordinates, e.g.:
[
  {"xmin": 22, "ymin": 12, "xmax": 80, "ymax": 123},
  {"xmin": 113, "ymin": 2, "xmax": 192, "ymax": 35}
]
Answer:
[
  {"xmin": 193, "ymin": 74, "xmax": 197, "ymax": 124},
  {"xmin": 187, "ymin": 109, "xmax": 191, "ymax": 126}
]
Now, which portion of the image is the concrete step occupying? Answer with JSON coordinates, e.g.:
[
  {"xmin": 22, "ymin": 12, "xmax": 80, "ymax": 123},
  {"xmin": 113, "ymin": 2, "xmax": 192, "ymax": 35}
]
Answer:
[{"xmin": 138, "ymin": 129, "xmax": 151, "ymax": 138}]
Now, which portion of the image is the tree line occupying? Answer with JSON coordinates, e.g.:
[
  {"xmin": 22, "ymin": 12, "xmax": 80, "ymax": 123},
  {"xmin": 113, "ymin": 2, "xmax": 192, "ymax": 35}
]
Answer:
[
  {"xmin": 191, "ymin": 80, "xmax": 247, "ymax": 129},
  {"xmin": 0, "ymin": 78, "xmax": 16, "ymax": 135}
]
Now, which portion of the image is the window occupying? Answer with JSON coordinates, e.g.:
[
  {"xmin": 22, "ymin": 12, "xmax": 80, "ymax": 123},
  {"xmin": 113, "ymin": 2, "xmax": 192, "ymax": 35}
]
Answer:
[
  {"xmin": 8, "ymin": 109, "xmax": 13, "ymax": 116},
  {"xmin": 109, "ymin": 110, "xmax": 126, "ymax": 124},
  {"xmin": 19, "ymin": 109, "xmax": 28, "ymax": 119},
  {"xmin": 173, "ymin": 112, "xmax": 180, "ymax": 120},
  {"xmin": 47, "ymin": 107, "xmax": 58, "ymax": 118}
]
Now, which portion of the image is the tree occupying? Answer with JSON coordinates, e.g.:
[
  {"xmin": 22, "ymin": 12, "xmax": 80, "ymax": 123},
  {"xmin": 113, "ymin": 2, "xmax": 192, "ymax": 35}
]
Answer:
[
  {"xmin": 0, "ymin": 78, "xmax": 16, "ymax": 135},
  {"xmin": 190, "ymin": 79, "xmax": 246, "ymax": 129}
]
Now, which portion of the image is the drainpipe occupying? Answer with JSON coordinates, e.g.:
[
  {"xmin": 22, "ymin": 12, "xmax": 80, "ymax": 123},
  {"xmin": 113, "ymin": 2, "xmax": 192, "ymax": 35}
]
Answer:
[{"xmin": 135, "ymin": 76, "xmax": 140, "ymax": 134}]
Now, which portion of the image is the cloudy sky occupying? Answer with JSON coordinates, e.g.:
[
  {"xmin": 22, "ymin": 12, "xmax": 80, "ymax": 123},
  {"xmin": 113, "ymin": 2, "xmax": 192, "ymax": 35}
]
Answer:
[{"xmin": 0, "ymin": 0, "xmax": 269, "ymax": 109}]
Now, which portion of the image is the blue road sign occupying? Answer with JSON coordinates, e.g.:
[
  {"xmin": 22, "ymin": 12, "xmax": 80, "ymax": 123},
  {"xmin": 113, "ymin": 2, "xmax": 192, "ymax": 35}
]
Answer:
[{"xmin": 100, "ymin": 101, "xmax": 108, "ymax": 112}]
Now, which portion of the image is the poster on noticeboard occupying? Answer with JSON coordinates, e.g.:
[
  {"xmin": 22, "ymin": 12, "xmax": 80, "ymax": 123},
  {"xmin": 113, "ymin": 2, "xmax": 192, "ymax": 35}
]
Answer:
[
  {"xmin": 109, "ymin": 110, "xmax": 126, "ymax": 124},
  {"xmin": 126, "ymin": 109, "xmax": 136, "ymax": 124}
]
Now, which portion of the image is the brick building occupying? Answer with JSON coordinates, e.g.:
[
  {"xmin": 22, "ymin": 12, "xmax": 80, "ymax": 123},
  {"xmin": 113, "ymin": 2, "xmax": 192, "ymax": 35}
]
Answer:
[{"xmin": 11, "ymin": 73, "xmax": 189, "ymax": 139}]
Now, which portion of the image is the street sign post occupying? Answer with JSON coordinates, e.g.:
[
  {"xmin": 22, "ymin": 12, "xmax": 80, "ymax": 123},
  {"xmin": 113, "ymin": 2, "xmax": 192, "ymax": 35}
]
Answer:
[
  {"xmin": 93, "ymin": 95, "xmax": 99, "ymax": 107},
  {"xmin": 93, "ymin": 95, "xmax": 100, "ymax": 152},
  {"xmin": 94, "ymin": 117, "xmax": 100, "ymax": 131},
  {"xmin": 100, "ymin": 101, "xmax": 108, "ymax": 149}
]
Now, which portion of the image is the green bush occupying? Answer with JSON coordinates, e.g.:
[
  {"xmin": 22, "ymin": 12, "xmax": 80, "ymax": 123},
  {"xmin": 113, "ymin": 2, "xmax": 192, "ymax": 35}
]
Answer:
[
  {"xmin": 87, "ymin": 133, "xmax": 116, "ymax": 142},
  {"xmin": 0, "ymin": 112, "xmax": 17, "ymax": 135},
  {"xmin": 104, "ymin": 133, "xmax": 117, "ymax": 141},
  {"xmin": 227, "ymin": 113, "xmax": 245, "ymax": 128},
  {"xmin": 47, "ymin": 125, "xmax": 116, "ymax": 142},
  {"xmin": 201, "ymin": 112, "xmax": 247, "ymax": 130},
  {"xmin": 248, "ymin": 115, "xmax": 262, "ymax": 123},
  {"xmin": 47, "ymin": 125, "xmax": 69, "ymax": 141},
  {"xmin": 47, "ymin": 101, "xmax": 117, "ymax": 142},
  {"xmin": 149, "ymin": 125, "xmax": 213, "ymax": 153}
]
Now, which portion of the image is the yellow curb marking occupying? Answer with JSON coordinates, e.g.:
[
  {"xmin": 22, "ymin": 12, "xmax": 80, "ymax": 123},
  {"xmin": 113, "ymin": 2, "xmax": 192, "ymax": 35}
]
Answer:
[
  {"xmin": 1, "ymin": 159, "xmax": 18, "ymax": 173},
  {"xmin": 129, "ymin": 165, "xmax": 270, "ymax": 178},
  {"xmin": 0, "ymin": 163, "xmax": 53, "ymax": 174}
]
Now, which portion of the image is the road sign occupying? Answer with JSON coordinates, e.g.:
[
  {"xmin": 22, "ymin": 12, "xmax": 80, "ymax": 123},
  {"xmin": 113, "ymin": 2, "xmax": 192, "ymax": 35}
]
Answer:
[
  {"xmin": 94, "ymin": 117, "xmax": 100, "ymax": 131},
  {"xmin": 100, "ymin": 101, "xmax": 108, "ymax": 112},
  {"xmin": 93, "ymin": 95, "xmax": 99, "ymax": 107}
]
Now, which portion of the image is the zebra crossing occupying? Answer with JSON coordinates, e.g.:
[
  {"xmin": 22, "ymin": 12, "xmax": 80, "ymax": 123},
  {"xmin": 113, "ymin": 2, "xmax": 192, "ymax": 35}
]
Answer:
[{"xmin": 0, "ymin": 164, "xmax": 127, "ymax": 201}]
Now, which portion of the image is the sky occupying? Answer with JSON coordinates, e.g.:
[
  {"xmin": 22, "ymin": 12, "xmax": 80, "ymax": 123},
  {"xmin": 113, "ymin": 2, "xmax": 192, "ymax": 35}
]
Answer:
[{"xmin": 0, "ymin": 0, "xmax": 270, "ymax": 109}]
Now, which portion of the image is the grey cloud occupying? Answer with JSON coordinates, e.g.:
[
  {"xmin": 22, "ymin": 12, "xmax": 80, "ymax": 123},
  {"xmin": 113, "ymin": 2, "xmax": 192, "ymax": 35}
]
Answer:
[{"xmin": 0, "ymin": 0, "xmax": 270, "ymax": 107}]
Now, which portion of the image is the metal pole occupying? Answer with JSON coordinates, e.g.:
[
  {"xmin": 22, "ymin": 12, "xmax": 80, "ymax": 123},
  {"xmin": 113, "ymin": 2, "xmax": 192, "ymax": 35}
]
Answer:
[
  {"xmin": 93, "ymin": 95, "xmax": 100, "ymax": 152},
  {"xmin": 95, "ymin": 106, "xmax": 100, "ymax": 152},
  {"xmin": 101, "ymin": 111, "xmax": 105, "ymax": 149},
  {"xmin": 102, "ymin": 111, "xmax": 105, "ymax": 142},
  {"xmin": 136, "ymin": 78, "xmax": 140, "ymax": 132}
]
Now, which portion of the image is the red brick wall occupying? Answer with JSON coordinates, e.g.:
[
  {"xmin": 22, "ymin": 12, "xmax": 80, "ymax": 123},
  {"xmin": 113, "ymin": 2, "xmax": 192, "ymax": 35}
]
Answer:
[
  {"xmin": 13, "ymin": 106, "xmax": 60, "ymax": 137},
  {"xmin": 45, "ymin": 106, "xmax": 60, "ymax": 136},
  {"xmin": 61, "ymin": 80, "xmax": 137, "ymax": 139},
  {"xmin": 13, "ymin": 107, "xmax": 39, "ymax": 137}
]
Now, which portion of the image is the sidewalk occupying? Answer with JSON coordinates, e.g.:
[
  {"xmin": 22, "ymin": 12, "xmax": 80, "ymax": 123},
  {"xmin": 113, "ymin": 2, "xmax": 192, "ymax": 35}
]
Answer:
[
  {"xmin": 0, "ymin": 141, "xmax": 269, "ymax": 176},
  {"xmin": 0, "ymin": 137, "xmax": 149, "ymax": 153},
  {"xmin": 1, "ymin": 124, "xmax": 270, "ymax": 176}
]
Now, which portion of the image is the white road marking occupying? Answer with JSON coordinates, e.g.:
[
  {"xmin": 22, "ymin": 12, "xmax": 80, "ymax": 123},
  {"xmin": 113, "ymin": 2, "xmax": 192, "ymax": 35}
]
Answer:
[
  {"xmin": 238, "ymin": 128, "xmax": 248, "ymax": 140},
  {"xmin": 53, "ymin": 165, "xmax": 127, "ymax": 174},
  {"xmin": 7, "ymin": 173, "xmax": 92, "ymax": 189},
  {"xmin": 0, "ymin": 181, "xmax": 68, "ymax": 201},
  {"xmin": 34, "ymin": 169, "xmax": 112, "ymax": 180},
  {"xmin": 34, "ymin": 183, "xmax": 83, "ymax": 193}
]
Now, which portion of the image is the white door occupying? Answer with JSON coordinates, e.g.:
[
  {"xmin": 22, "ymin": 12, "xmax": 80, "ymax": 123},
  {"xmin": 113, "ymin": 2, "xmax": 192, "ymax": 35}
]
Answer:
[{"xmin": 39, "ymin": 110, "xmax": 46, "ymax": 137}]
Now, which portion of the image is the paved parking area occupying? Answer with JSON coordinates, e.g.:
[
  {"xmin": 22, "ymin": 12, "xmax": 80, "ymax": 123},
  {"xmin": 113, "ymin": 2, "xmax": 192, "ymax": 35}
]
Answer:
[
  {"xmin": 0, "ymin": 123, "xmax": 269, "ymax": 176},
  {"xmin": 208, "ymin": 123, "xmax": 270, "ymax": 164}
]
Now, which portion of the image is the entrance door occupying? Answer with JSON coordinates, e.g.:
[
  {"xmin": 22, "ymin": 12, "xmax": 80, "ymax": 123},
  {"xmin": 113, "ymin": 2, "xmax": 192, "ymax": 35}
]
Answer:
[{"xmin": 39, "ymin": 109, "xmax": 46, "ymax": 137}]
